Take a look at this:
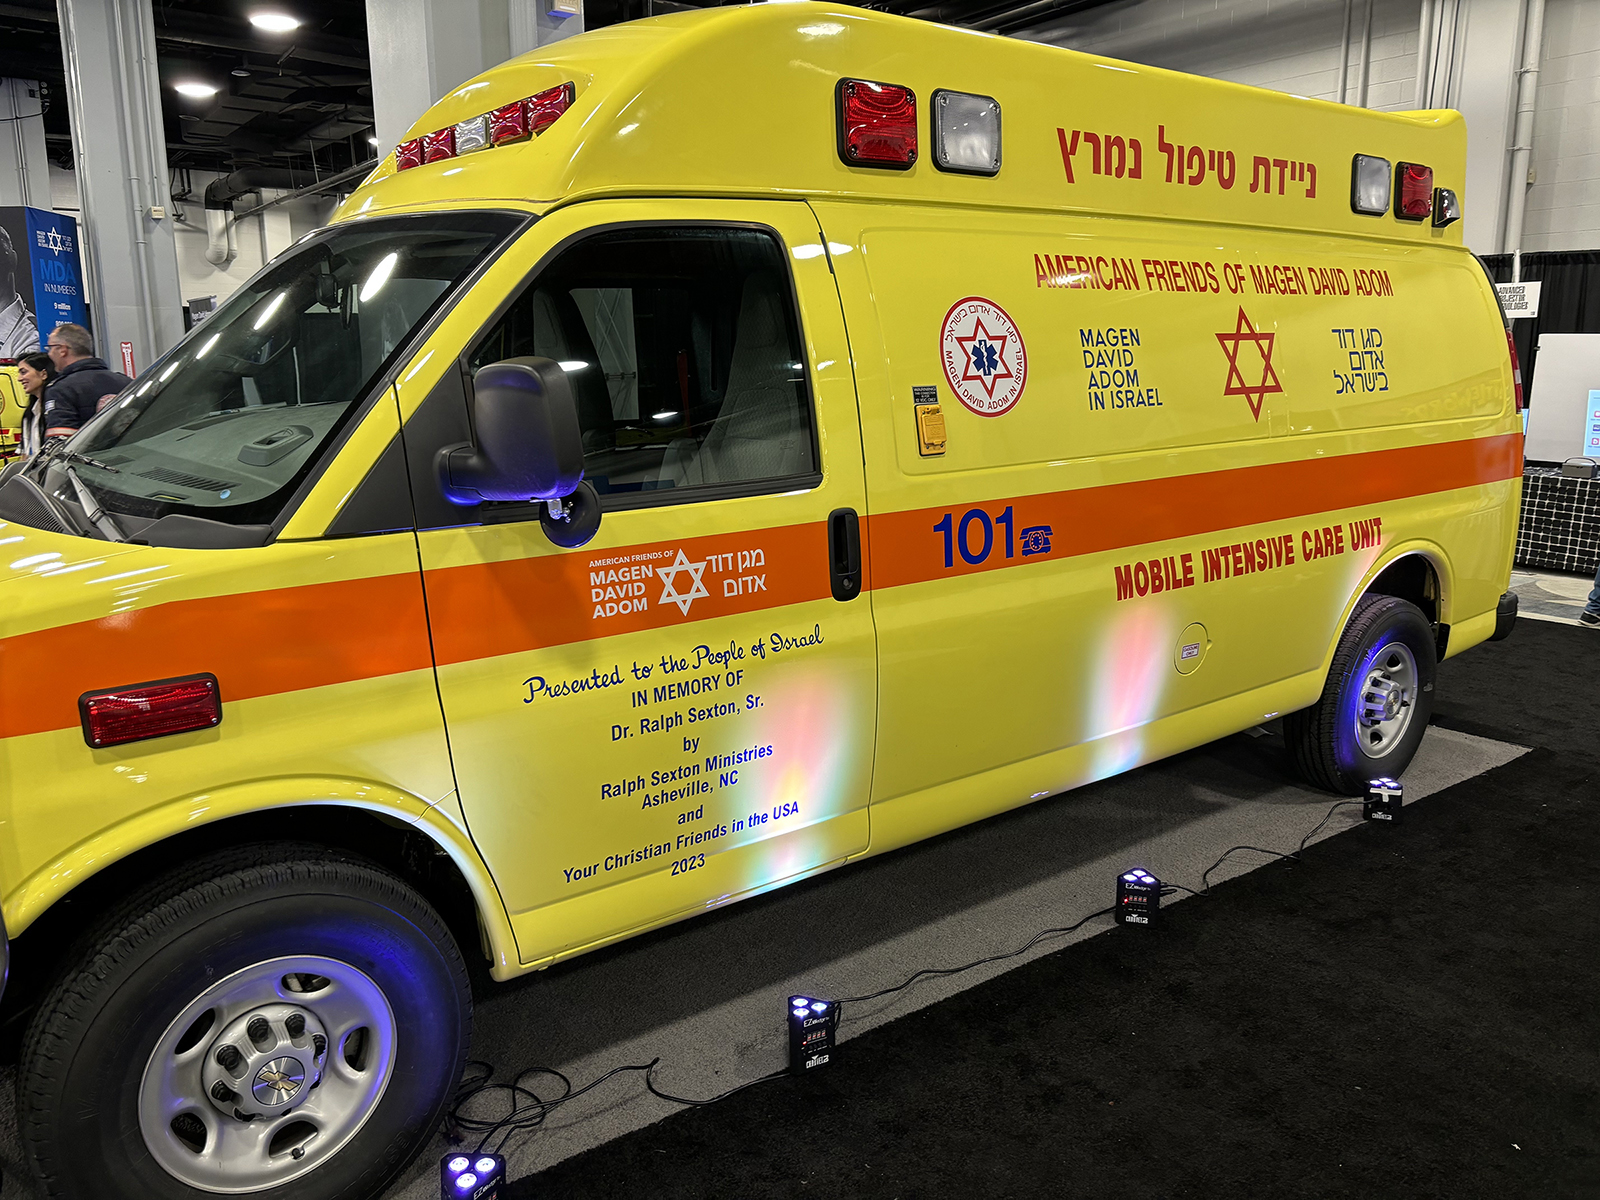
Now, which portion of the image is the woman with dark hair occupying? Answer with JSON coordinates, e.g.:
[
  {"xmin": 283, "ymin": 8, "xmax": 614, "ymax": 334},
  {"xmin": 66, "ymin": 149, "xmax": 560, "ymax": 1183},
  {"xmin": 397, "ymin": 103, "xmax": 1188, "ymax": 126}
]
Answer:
[{"xmin": 15, "ymin": 350, "xmax": 53, "ymax": 456}]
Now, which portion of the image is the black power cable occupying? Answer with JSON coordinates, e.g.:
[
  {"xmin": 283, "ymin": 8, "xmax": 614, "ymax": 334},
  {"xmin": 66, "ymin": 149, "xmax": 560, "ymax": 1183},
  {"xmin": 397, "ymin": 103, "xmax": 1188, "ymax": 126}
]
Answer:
[
  {"xmin": 446, "ymin": 793, "xmax": 1381, "ymax": 1160},
  {"xmin": 833, "ymin": 904, "xmax": 1117, "ymax": 1006}
]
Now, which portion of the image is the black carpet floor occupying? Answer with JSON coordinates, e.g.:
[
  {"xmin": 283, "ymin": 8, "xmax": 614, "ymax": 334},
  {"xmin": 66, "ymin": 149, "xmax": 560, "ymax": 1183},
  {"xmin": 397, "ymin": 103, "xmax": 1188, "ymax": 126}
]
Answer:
[{"xmin": 508, "ymin": 618, "xmax": 1599, "ymax": 1199}]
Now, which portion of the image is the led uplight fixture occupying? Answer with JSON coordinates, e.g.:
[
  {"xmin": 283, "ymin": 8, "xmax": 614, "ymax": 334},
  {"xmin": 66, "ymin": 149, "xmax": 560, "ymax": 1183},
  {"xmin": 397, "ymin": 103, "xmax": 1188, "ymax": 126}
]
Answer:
[
  {"xmin": 1364, "ymin": 777, "xmax": 1403, "ymax": 823},
  {"xmin": 1115, "ymin": 868, "xmax": 1161, "ymax": 927},
  {"xmin": 441, "ymin": 1152, "xmax": 504, "ymax": 1199},
  {"xmin": 787, "ymin": 995, "xmax": 837, "ymax": 1075}
]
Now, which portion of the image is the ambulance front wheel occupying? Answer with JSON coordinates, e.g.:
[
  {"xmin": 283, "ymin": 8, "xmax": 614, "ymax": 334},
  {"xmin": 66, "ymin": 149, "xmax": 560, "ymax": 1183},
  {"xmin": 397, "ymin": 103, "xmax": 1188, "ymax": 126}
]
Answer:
[
  {"xmin": 1285, "ymin": 593, "xmax": 1436, "ymax": 795},
  {"xmin": 19, "ymin": 845, "xmax": 471, "ymax": 1200}
]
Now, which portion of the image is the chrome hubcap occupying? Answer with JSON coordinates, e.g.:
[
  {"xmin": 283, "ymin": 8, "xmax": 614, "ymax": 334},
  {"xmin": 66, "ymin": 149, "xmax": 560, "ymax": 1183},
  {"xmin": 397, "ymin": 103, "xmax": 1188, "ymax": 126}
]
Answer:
[
  {"xmin": 201, "ymin": 1003, "xmax": 327, "ymax": 1121},
  {"xmin": 1354, "ymin": 641, "xmax": 1418, "ymax": 759},
  {"xmin": 139, "ymin": 956, "xmax": 397, "ymax": 1193}
]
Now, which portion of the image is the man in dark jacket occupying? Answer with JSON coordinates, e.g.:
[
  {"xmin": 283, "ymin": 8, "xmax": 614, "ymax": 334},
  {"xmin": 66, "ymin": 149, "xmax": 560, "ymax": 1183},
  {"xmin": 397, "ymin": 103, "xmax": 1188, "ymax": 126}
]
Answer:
[{"xmin": 43, "ymin": 323, "xmax": 131, "ymax": 437}]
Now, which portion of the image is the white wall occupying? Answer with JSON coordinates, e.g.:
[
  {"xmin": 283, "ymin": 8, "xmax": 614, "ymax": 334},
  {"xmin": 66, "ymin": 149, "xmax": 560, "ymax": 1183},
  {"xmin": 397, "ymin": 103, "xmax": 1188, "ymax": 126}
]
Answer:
[
  {"xmin": 1523, "ymin": 0, "xmax": 1600, "ymax": 251},
  {"xmin": 1024, "ymin": 0, "xmax": 1600, "ymax": 255},
  {"xmin": 1026, "ymin": 0, "xmax": 1422, "ymax": 109},
  {"xmin": 49, "ymin": 163, "xmax": 336, "ymax": 315}
]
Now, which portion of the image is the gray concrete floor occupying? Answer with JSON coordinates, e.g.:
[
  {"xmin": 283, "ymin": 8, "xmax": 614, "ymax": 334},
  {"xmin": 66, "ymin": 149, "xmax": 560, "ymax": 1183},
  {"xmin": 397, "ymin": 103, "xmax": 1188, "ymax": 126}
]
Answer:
[
  {"xmin": 1510, "ymin": 567, "xmax": 1596, "ymax": 627},
  {"xmin": 0, "ymin": 724, "xmax": 1526, "ymax": 1198}
]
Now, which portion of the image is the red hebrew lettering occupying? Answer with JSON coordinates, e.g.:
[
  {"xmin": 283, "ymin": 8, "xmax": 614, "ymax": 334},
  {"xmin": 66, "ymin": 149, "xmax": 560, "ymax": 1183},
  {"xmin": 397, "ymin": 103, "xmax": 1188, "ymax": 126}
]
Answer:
[
  {"xmin": 1218, "ymin": 150, "xmax": 1236, "ymax": 189},
  {"xmin": 1159, "ymin": 125, "xmax": 1176, "ymax": 183},
  {"xmin": 1129, "ymin": 138, "xmax": 1142, "ymax": 179},
  {"xmin": 1304, "ymin": 162, "xmax": 1317, "ymax": 198},
  {"xmin": 1085, "ymin": 131, "xmax": 1102, "ymax": 175},
  {"xmin": 1106, "ymin": 134, "xmax": 1126, "ymax": 178},
  {"xmin": 1251, "ymin": 155, "xmax": 1270, "ymax": 193},
  {"xmin": 1186, "ymin": 145, "xmax": 1205, "ymax": 185},
  {"xmin": 1273, "ymin": 158, "xmax": 1288, "ymax": 193},
  {"xmin": 1056, "ymin": 127, "xmax": 1080, "ymax": 183}
]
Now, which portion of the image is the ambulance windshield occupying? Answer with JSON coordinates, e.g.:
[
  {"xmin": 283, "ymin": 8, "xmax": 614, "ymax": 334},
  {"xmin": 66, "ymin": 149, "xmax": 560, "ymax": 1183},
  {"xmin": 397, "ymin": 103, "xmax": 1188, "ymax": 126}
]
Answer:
[{"xmin": 46, "ymin": 210, "xmax": 520, "ymax": 529}]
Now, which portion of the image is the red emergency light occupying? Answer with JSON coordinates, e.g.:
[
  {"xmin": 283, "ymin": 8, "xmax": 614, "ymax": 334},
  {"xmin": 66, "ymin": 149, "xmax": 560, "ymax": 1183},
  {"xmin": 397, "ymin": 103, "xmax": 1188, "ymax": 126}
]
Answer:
[
  {"xmin": 837, "ymin": 79, "xmax": 917, "ymax": 170},
  {"xmin": 422, "ymin": 126, "xmax": 456, "ymax": 164},
  {"xmin": 396, "ymin": 82, "xmax": 577, "ymax": 170},
  {"xmin": 526, "ymin": 82, "xmax": 576, "ymax": 136},
  {"xmin": 79, "ymin": 674, "xmax": 222, "ymax": 749},
  {"xmin": 1395, "ymin": 162, "xmax": 1433, "ymax": 221}
]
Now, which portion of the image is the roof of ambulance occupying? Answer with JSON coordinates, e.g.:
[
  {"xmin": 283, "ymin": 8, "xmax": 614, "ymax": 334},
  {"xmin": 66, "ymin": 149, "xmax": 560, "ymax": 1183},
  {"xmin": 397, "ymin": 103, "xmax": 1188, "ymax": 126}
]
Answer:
[{"xmin": 335, "ymin": 1, "xmax": 1464, "ymax": 245}]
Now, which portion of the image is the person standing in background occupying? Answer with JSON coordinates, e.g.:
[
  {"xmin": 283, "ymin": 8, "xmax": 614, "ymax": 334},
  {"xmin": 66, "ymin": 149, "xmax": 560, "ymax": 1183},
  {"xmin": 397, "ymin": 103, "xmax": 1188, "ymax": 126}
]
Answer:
[
  {"xmin": 15, "ymin": 351, "xmax": 52, "ymax": 456},
  {"xmin": 0, "ymin": 226, "xmax": 38, "ymax": 358},
  {"xmin": 43, "ymin": 322, "xmax": 130, "ymax": 442}
]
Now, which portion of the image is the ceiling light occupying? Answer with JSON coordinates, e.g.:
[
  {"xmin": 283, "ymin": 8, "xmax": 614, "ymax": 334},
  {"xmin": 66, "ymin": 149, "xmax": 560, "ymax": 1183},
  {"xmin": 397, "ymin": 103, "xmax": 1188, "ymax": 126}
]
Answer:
[
  {"xmin": 232, "ymin": 66, "xmax": 252, "ymax": 77},
  {"xmin": 173, "ymin": 82, "xmax": 219, "ymax": 99},
  {"xmin": 249, "ymin": 12, "xmax": 301, "ymax": 33},
  {"xmin": 367, "ymin": 135, "xmax": 379, "ymax": 145}
]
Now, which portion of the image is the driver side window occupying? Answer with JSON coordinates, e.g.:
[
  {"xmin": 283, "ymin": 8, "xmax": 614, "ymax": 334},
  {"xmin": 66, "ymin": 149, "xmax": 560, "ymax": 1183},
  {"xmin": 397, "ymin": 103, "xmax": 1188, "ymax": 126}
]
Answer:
[{"xmin": 470, "ymin": 225, "xmax": 818, "ymax": 505}]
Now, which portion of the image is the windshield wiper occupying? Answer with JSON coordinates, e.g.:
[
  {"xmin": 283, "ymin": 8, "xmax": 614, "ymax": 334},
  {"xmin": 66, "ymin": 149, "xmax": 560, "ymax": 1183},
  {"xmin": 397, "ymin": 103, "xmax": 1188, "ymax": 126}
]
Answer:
[
  {"xmin": 55, "ymin": 447, "xmax": 120, "ymax": 473},
  {"xmin": 65, "ymin": 466, "xmax": 127, "ymax": 543}
]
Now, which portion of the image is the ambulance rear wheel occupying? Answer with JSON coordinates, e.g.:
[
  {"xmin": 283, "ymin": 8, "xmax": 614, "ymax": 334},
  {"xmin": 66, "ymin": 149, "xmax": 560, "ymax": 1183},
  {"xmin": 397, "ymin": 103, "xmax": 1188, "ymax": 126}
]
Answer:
[
  {"xmin": 19, "ymin": 845, "xmax": 471, "ymax": 1200},
  {"xmin": 1286, "ymin": 593, "xmax": 1436, "ymax": 795}
]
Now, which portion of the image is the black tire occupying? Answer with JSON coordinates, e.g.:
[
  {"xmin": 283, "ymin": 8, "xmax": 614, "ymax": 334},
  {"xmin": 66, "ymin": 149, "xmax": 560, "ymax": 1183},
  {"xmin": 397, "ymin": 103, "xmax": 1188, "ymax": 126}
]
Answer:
[
  {"xmin": 19, "ymin": 845, "xmax": 471, "ymax": 1200},
  {"xmin": 1285, "ymin": 593, "xmax": 1436, "ymax": 794}
]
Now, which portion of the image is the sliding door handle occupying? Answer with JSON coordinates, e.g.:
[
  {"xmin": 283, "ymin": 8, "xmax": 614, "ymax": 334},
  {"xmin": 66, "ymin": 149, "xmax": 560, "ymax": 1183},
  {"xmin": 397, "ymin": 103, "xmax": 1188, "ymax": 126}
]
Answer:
[{"xmin": 827, "ymin": 507, "xmax": 862, "ymax": 602}]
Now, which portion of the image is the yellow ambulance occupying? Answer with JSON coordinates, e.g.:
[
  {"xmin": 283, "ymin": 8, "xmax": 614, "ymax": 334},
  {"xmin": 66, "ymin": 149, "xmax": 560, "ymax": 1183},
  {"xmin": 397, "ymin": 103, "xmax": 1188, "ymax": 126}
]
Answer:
[
  {"xmin": 0, "ymin": 363, "xmax": 27, "ymax": 457},
  {"xmin": 0, "ymin": 5, "xmax": 1520, "ymax": 1196}
]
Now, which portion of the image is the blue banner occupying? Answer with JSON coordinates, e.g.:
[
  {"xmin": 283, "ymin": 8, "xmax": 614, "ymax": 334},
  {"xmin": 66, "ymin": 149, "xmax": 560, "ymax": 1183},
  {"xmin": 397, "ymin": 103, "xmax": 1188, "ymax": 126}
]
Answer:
[{"xmin": 24, "ymin": 207, "xmax": 87, "ymax": 336}]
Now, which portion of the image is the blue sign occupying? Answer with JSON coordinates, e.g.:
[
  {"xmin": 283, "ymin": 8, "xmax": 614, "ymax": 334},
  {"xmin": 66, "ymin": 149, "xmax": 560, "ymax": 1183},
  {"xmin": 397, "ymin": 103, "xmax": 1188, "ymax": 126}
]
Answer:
[{"xmin": 24, "ymin": 207, "xmax": 87, "ymax": 335}]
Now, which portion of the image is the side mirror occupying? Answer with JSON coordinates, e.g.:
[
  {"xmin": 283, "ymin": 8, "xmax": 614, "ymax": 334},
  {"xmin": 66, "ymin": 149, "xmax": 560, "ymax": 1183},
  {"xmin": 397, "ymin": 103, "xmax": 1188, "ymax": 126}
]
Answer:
[{"xmin": 438, "ymin": 357, "xmax": 585, "ymax": 504}]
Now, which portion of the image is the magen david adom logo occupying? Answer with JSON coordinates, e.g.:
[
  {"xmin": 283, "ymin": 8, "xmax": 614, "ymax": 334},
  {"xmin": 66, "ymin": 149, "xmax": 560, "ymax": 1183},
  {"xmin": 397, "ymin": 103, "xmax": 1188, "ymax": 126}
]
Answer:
[{"xmin": 940, "ymin": 296, "xmax": 1027, "ymax": 417}]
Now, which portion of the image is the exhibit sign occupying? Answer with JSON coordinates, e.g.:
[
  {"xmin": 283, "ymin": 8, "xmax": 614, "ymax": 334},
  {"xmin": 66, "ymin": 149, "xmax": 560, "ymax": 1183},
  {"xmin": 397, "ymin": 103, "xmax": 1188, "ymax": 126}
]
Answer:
[
  {"xmin": 1495, "ymin": 280, "xmax": 1541, "ymax": 319},
  {"xmin": 1524, "ymin": 334, "xmax": 1600, "ymax": 462},
  {"xmin": 25, "ymin": 208, "xmax": 87, "ymax": 336},
  {"xmin": 0, "ymin": 205, "xmax": 87, "ymax": 357}
]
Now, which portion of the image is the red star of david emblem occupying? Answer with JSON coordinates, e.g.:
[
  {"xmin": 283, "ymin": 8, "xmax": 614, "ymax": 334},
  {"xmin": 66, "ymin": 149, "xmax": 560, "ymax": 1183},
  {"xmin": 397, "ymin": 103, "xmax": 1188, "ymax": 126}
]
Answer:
[
  {"xmin": 1214, "ymin": 307, "xmax": 1283, "ymax": 422},
  {"xmin": 955, "ymin": 317, "xmax": 1014, "ymax": 399}
]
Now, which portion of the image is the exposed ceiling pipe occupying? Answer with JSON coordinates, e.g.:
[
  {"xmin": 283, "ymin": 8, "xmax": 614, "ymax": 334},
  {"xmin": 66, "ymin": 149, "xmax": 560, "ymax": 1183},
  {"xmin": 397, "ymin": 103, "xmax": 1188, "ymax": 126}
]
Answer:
[
  {"xmin": 194, "ymin": 157, "xmax": 374, "ymax": 268},
  {"xmin": 1414, "ymin": 0, "xmax": 1436, "ymax": 107},
  {"xmin": 1356, "ymin": 0, "xmax": 1374, "ymax": 107},
  {"xmin": 228, "ymin": 158, "xmax": 377, "ymax": 220},
  {"xmin": 974, "ymin": 0, "xmax": 1117, "ymax": 36},
  {"xmin": 202, "ymin": 206, "xmax": 237, "ymax": 267},
  {"xmin": 1503, "ymin": 0, "xmax": 1547, "ymax": 255},
  {"xmin": 1338, "ymin": 0, "xmax": 1354, "ymax": 104},
  {"xmin": 204, "ymin": 166, "xmax": 309, "ymax": 207}
]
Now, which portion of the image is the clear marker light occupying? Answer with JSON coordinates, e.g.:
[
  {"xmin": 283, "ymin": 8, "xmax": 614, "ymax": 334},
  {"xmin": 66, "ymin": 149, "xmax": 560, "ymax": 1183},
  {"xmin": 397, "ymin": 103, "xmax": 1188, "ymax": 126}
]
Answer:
[
  {"xmin": 455, "ymin": 114, "xmax": 490, "ymax": 155},
  {"xmin": 252, "ymin": 291, "xmax": 288, "ymax": 331},
  {"xmin": 360, "ymin": 252, "xmax": 399, "ymax": 303}
]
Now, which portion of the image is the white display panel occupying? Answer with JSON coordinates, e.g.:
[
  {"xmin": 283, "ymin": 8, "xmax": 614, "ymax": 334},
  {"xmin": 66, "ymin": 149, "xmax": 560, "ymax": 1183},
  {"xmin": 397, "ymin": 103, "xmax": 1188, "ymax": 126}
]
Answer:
[{"xmin": 1525, "ymin": 334, "xmax": 1600, "ymax": 463}]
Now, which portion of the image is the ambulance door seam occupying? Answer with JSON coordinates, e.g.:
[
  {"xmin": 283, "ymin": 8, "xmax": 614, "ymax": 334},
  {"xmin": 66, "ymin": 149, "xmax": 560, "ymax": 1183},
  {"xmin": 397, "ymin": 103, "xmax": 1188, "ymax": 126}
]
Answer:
[
  {"xmin": 805, "ymin": 198, "xmax": 881, "ymax": 854},
  {"xmin": 389, "ymin": 381, "xmax": 512, "ymax": 930}
]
